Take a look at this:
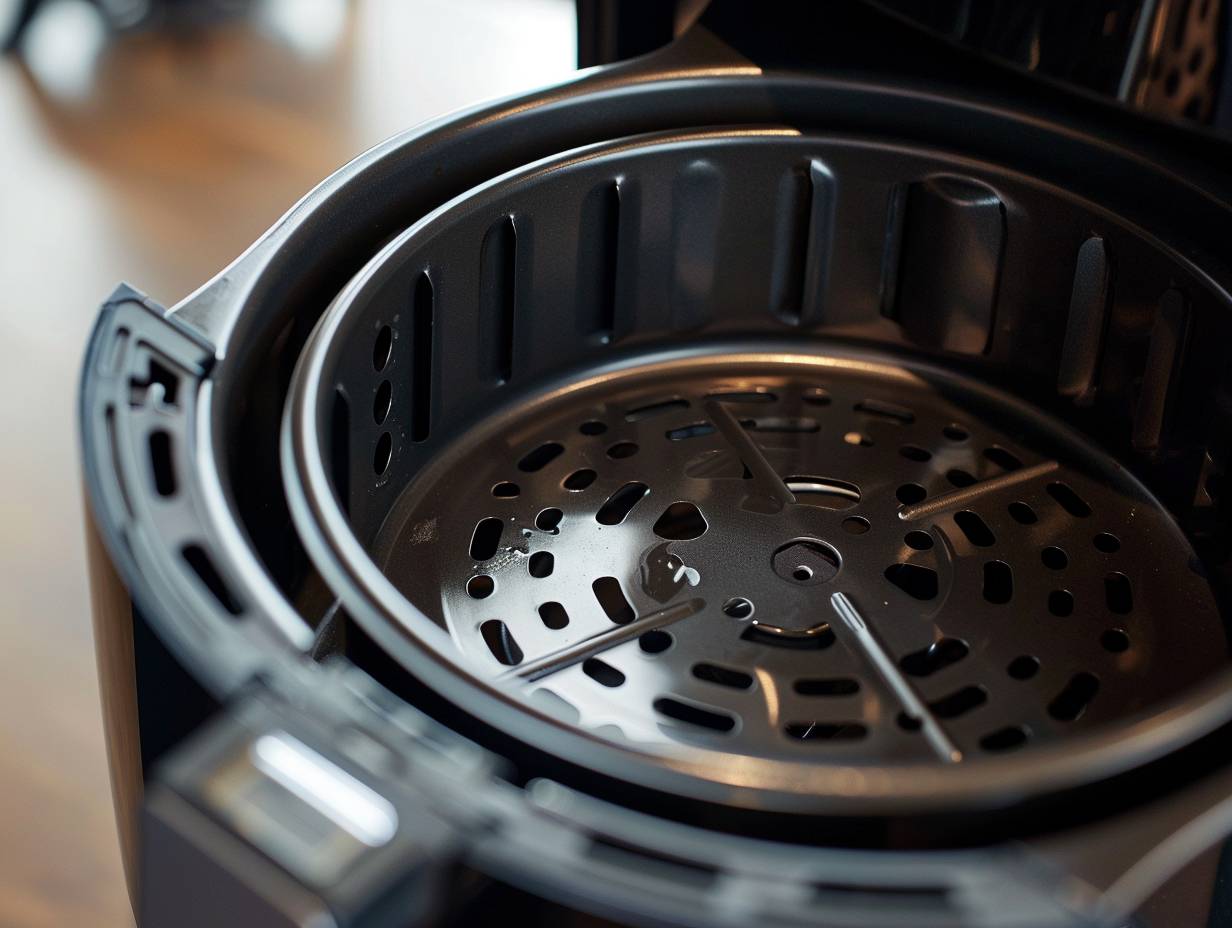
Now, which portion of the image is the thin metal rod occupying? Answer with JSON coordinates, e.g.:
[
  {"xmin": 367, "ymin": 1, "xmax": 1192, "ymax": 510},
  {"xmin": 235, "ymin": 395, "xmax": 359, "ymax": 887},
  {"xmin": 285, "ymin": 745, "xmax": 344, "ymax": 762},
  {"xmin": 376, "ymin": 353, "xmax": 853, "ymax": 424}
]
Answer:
[
  {"xmin": 504, "ymin": 598, "xmax": 705, "ymax": 683},
  {"xmin": 897, "ymin": 460, "xmax": 1059, "ymax": 521},
  {"xmin": 829, "ymin": 592, "xmax": 962, "ymax": 763},
  {"xmin": 704, "ymin": 399, "xmax": 795, "ymax": 509}
]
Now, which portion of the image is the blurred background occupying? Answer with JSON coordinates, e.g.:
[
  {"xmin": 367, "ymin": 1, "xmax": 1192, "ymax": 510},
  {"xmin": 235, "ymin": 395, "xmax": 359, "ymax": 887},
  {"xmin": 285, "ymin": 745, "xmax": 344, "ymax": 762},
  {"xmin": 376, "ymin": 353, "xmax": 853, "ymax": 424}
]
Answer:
[{"xmin": 0, "ymin": 2, "xmax": 576, "ymax": 924}]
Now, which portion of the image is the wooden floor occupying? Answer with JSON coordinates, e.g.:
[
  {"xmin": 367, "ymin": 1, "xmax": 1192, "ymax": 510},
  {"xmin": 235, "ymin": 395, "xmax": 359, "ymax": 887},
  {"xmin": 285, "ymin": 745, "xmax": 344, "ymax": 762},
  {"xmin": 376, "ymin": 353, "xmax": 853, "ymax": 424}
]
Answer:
[{"xmin": 0, "ymin": 3, "xmax": 575, "ymax": 924}]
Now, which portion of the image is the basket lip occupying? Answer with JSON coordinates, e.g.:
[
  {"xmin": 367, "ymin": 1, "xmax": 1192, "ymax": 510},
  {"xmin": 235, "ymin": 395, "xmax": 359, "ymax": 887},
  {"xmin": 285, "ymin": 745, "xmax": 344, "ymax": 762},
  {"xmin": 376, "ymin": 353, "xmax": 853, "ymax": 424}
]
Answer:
[{"xmin": 281, "ymin": 128, "xmax": 1232, "ymax": 820}]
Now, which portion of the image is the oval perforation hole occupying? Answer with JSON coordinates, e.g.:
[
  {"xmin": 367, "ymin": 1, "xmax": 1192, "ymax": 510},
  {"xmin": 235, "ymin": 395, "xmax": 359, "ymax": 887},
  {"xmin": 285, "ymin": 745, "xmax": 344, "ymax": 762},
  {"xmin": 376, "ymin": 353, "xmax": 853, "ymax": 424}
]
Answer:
[
  {"xmin": 373, "ymin": 432, "xmax": 393, "ymax": 476},
  {"xmin": 928, "ymin": 685, "xmax": 987, "ymax": 719},
  {"xmin": 492, "ymin": 481, "xmax": 519, "ymax": 498},
  {"xmin": 943, "ymin": 424, "xmax": 969, "ymax": 441},
  {"xmin": 653, "ymin": 502, "xmax": 707, "ymax": 540},
  {"xmin": 583, "ymin": 657, "xmax": 625, "ymax": 687},
  {"xmin": 707, "ymin": 390, "xmax": 776, "ymax": 404},
  {"xmin": 592, "ymin": 577, "xmax": 634, "ymax": 624},
  {"xmin": 535, "ymin": 508, "xmax": 563, "ymax": 534},
  {"xmin": 954, "ymin": 511, "xmax": 995, "ymax": 547},
  {"xmin": 842, "ymin": 517, "xmax": 871, "ymax": 535},
  {"xmin": 896, "ymin": 483, "xmax": 927, "ymax": 505},
  {"xmin": 1105, "ymin": 573, "xmax": 1133, "ymax": 614},
  {"xmin": 372, "ymin": 324, "xmax": 392, "ymax": 371},
  {"xmin": 373, "ymin": 380, "xmax": 392, "ymax": 425},
  {"xmin": 466, "ymin": 575, "xmax": 495, "ymax": 599},
  {"xmin": 480, "ymin": 619, "xmax": 522, "ymax": 666},
  {"xmin": 607, "ymin": 441, "xmax": 639, "ymax": 459},
  {"xmin": 904, "ymin": 530, "xmax": 933, "ymax": 551},
  {"xmin": 1101, "ymin": 628, "xmax": 1130, "ymax": 652},
  {"xmin": 884, "ymin": 563, "xmax": 938, "ymax": 601},
  {"xmin": 802, "ymin": 387, "xmax": 831, "ymax": 406},
  {"xmin": 741, "ymin": 625, "xmax": 836, "ymax": 650},
  {"xmin": 518, "ymin": 442, "xmax": 564, "ymax": 472},
  {"xmin": 538, "ymin": 601, "xmax": 569, "ymax": 630},
  {"xmin": 1041, "ymin": 546, "xmax": 1068, "ymax": 570},
  {"xmin": 692, "ymin": 663, "xmax": 753, "ymax": 690},
  {"xmin": 722, "ymin": 597, "xmax": 753, "ymax": 619},
  {"xmin": 899, "ymin": 444, "xmax": 932, "ymax": 462},
  {"xmin": 563, "ymin": 469, "xmax": 597, "ymax": 491},
  {"xmin": 626, "ymin": 398, "xmax": 689, "ymax": 421},
  {"xmin": 1048, "ymin": 672, "xmax": 1099, "ymax": 721},
  {"xmin": 579, "ymin": 420, "xmax": 607, "ymax": 435},
  {"xmin": 785, "ymin": 721, "xmax": 867, "ymax": 741},
  {"xmin": 654, "ymin": 697, "xmax": 736, "ymax": 732},
  {"xmin": 528, "ymin": 551, "xmax": 554, "ymax": 578},
  {"xmin": 946, "ymin": 469, "xmax": 977, "ymax": 488},
  {"xmin": 785, "ymin": 477, "xmax": 860, "ymax": 510},
  {"xmin": 666, "ymin": 422, "xmax": 716, "ymax": 441},
  {"xmin": 639, "ymin": 630, "xmax": 673, "ymax": 654},
  {"xmin": 983, "ymin": 446, "xmax": 1023, "ymax": 471},
  {"xmin": 596, "ymin": 482, "xmax": 649, "ymax": 525},
  {"xmin": 854, "ymin": 399, "xmax": 914, "ymax": 424},
  {"xmin": 1048, "ymin": 590, "xmax": 1074, "ymax": 617},
  {"xmin": 900, "ymin": 638, "xmax": 968, "ymax": 677},
  {"xmin": 982, "ymin": 561, "xmax": 1013, "ymax": 604},
  {"xmin": 1008, "ymin": 501, "xmax": 1038, "ymax": 525},
  {"xmin": 1007, "ymin": 655, "xmax": 1039, "ymax": 679},
  {"xmin": 469, "ymin": 517, "xmax": 503, "ymax": 561},
  {"xmin": 980, "ymin": 726, "xmax": 1029, "ymax": 752},
  {"xmin": 794, "ymin": 678, "xmax": 860, "ymax": 696},
  {"xmin": 1094, "ymin": 532, "xmax": 1121, "ymax": 553},
  {"xmin": 1047, "ymin": 482, "xmax": 1092, "ymax": 517}
]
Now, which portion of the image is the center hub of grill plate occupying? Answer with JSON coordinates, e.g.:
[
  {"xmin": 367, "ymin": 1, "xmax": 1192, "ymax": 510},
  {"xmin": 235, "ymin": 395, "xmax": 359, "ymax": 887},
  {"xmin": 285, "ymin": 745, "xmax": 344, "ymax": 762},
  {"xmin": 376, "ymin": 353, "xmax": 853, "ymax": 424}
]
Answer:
[{"xmin": 372, "ymin": 352, "xmax": 1226, "ymax": 765}]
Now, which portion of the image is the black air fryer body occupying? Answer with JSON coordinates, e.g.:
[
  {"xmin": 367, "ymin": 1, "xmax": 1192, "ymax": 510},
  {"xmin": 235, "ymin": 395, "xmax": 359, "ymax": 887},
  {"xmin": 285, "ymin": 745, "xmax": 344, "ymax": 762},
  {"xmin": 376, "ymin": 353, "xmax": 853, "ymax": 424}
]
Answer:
[{"xmin": 81, "ymin": 3, "xmax": 1232, "ymax": 926}]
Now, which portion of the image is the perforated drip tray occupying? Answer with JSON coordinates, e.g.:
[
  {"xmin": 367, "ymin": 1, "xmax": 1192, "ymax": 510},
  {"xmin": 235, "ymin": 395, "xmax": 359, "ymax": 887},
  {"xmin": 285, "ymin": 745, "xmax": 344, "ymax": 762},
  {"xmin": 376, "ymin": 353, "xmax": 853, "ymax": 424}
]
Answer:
[{"xmin": 372, "ymin": 350, "xmax": 1224, "ymax": 767}]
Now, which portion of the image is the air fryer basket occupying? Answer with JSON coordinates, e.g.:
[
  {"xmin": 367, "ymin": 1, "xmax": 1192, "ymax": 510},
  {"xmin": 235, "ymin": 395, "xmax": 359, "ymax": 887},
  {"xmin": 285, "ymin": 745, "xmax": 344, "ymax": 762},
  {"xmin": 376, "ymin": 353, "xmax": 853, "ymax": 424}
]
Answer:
[{"xmin": 81, "ymin": 7, "xmax": 1232, "ymax": 927}]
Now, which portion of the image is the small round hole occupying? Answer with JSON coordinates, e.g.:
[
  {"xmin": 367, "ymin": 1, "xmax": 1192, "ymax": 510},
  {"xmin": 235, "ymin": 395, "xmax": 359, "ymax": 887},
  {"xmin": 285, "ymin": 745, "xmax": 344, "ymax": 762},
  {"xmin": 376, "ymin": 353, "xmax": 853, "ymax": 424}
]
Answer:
[
  {"xmin": 639, "ymin": 630, "xmax": 673, "ymax": 654},
  {"xmin": 1048, "ymin": 590, "xmax": 1074, "ymax": 617},
  {"xmin": 373, "ymin": 380, "xmax": 392, "ymax": 424},
  {"xmin": 1007, "ymin": 655, "xmax": 1040, "ymax": 680},
  {"xmin": 580, "ymin": 420, "xmax": 607, "ymax": 435},
  {"xmin": 1101, "ymin": 629, "xmax": 1130, "ymax": 653},
  {"xmin": 896, "ymin": 483, "xmax": 927, "ymax": 505},
  {"xmin": 1041, "ymin": 546, "xmax": 1068, "ymax": 570},
  {"xmin": 842, "ymin": 516, "xmax": 870, "ymax": 535},
  {"xmin": 1094, "ymin": 532, "xmax": 1121, "ymax": 553},
  {"xmin": 792, "ymin": 566, "xmax": 814, "ymax": 582},
  {"xmin": 373, "ymin": 325, "xmax": 393, "ymax": 371},
  {"xmin": 943, "ymin": 424, "xmax": 969, "ymax": 442},
  {"xmin": 843, "ymin": 431, "xmax": 873, "ymax": 447},
  {"xmin": 492, "ymin": 481, "xmax": 520, "ymax": 498},
  {"xmin": 466, "ymin": 575, "xmax": 494, "ymax": 599},
  {"xmin": 563, "ymin": 469, "xmax": 597, "ymax": 491},
  {"xmin": 722, "ymin": 597, "xmax": 754, "ymax": 619},
  {"xmin": 904, "ymin": 530, "xmax": 933, "ymax": 551},
  {"xmin": 899, "ymin": 444, "xmax": 932, "ymax": 462},
  {"xmin": 607, "ymin": 441, "xmax": 638, "ymax": 459},
  {"xmin": 374, "ymin": 432, "xmax": 393, "ymax": 475},
  {"xmin": 528, "ymin": 551, "xmax": 554, "ymax": 578}
]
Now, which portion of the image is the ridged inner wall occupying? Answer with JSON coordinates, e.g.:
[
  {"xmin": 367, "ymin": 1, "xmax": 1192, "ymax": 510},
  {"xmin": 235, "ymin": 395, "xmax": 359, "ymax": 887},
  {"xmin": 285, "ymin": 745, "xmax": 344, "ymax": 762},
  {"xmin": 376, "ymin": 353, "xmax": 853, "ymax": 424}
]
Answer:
[{"xmin": 320, "ymin": 133, "xmax": 1229, "ymax": 550}]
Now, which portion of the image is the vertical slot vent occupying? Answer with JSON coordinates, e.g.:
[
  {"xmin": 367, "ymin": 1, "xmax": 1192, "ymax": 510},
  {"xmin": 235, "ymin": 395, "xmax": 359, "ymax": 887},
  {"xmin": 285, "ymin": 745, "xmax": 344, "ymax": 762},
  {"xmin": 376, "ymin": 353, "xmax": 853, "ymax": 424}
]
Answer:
[
  {"xmin": 410, "ymin": 271, "xmax": 434, "ymax": 442},
  {"xmin": 1058, "ymin": 235, "xmax": 1110, "ymax": 403},
  {"xmin": 330, "ymin": 388, "xmax": 351, "ymax": 516},
  {"xmin": 769, "ymin": 160, "xmax": 834, "ymax": 327},
  {"xmin": 596, "ymin": 181, "xmax": 621, "ymax": 337},
  {"xmin": 878, "ymin": 183, "xmax": 908, "ymax": 319},
  {"xmin": 1132, "ymin": 288, "xmax": 1190, "ymax": 452},
  {"xmin": 480, "ymin": 216, "xmax": 517, "ymax": 383}
]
